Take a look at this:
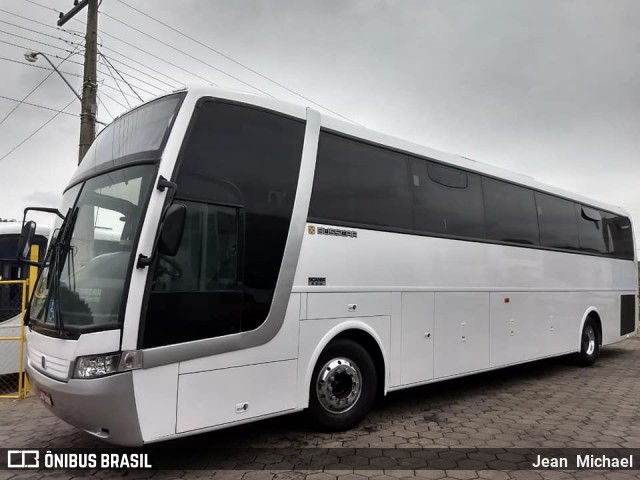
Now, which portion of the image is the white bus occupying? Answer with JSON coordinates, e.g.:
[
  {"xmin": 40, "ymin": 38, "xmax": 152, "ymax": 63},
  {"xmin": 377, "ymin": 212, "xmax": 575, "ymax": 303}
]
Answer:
[
  {"xmin": 0, "ymin": 222, "xmax": 48, "ymax": 375},
  {"xmin": 22, "ymin": 86, "xmax": 637, "ymax": 446}
]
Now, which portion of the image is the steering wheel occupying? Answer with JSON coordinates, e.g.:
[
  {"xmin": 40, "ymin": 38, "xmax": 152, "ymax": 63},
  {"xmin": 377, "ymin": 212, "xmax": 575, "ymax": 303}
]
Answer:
[{"xmin": 157, "ymin": 255, "xmax": 182, "ymax": 278}]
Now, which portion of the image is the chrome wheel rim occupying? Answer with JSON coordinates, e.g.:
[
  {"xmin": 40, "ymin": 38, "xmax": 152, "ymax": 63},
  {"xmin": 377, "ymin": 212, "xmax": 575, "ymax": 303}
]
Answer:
[
  {"xmin": 583, "ymin": 325, "xmax": 596, "ymax": 356},
  {"xmin": 316, "ymin": 357, "xmax": 362, "ymax": 414}
]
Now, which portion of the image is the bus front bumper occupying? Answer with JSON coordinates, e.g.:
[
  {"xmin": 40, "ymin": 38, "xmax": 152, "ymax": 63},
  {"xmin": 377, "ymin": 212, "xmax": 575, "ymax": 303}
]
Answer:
[{"xmin": 27, "ymin": 361, "xmax": 144, "ymax": 446}]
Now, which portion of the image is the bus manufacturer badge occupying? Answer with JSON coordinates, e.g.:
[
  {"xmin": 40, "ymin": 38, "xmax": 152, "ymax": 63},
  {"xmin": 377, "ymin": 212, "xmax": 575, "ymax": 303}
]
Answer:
[
  {"xmin": 317, "ymin": 227, "xmax": 357, "ymax": 238},
  {"xmin": 308, "ymin": 225, "xmax": 316, "ymax": 235}
]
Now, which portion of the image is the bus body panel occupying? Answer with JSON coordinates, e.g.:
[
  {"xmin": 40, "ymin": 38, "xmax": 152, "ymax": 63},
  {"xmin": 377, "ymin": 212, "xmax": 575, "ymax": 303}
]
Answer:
[
  {"xmin": 294, "ymin": 225, "xmax": 636, "ymax": 293},
  {"xmin": 176, "ymin": 358, "xmax": 297, "ymax": 433},
  {"xmin": 399, "ymin": 291, "xmax": 435, "ymax": 385},
  {"xmin": 132, "ymin": 363, "xmax": 179, "ymax": 442},
  {"xmin": 489, "ymin": 291, "xmax": 577, "ymax": 364},
  {"xmin": 306, "ymin": 292, "xmax": 392, "ymax": 320},
  {"xmin": 27, "ymin": 364, "xmax": 143, "ymax": 446},
  {"xmin": 433, "ymin": 292, "xmax": 490, "ymax": 379}
]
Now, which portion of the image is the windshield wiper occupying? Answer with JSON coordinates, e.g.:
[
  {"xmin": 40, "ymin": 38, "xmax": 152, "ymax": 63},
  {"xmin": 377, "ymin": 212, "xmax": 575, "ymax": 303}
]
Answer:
[{"xmin": 46, "ymin": 206, "xmax": 79, "ymax": 334}]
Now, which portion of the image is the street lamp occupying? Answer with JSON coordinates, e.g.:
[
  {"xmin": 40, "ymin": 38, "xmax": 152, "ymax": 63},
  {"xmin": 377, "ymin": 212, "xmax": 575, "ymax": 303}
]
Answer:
[{"xmin": 24, "ymin": 51, "xmax": 81, "ymax": 102}]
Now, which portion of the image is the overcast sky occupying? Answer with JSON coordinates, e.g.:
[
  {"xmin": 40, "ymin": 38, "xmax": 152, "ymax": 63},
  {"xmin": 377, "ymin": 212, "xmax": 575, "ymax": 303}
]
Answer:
[{"xmin": 1, "ymin": 0, "xmax": 639, "ymax": 251}]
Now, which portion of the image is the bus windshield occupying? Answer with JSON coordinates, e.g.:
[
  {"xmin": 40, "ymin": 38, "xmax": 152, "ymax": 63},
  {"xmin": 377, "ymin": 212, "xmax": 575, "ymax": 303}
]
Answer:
[
  {"xmin": 30, "ymin": 165, "xmax": 155, "ymax": 331},
  {"xmin": 28, "ymin": 93, "xmax": 185, "ymax": 333},
  {"xmin": 67, "ymin": 92, "xmax": 185, "ymax": 186}
]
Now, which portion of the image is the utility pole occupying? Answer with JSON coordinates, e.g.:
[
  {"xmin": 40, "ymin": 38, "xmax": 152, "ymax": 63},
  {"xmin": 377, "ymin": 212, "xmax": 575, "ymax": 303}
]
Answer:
[{"xmin": 57, "ymin": 0, "xmax": 98, "ymax": 164}]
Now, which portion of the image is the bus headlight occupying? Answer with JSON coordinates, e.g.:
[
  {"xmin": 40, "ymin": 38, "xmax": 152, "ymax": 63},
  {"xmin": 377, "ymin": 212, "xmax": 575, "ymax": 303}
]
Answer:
[
  {"xmin": 74, "ymin": 354, "xmax": 120, "ymax": 378},
  {"xmin": 73, "ymin": 351, "xmax": 142, "ymax": 379}
]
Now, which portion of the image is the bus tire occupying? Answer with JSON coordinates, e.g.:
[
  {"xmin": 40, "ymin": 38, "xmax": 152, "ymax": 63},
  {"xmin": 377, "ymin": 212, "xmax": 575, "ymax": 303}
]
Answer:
[
  {"xmin": 574, "ymin": 317, "xmax": 600, "ymax": 367},
  {"xmin": 307, "ymin": 338, "xmax": 377, "ymax": 431}
]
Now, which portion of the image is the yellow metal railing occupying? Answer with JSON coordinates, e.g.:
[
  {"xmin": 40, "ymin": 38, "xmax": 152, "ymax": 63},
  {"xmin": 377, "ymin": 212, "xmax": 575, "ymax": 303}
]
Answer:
[{"xmin": 0, "ymin": 244, "xmax": 39, "ymax": 399}]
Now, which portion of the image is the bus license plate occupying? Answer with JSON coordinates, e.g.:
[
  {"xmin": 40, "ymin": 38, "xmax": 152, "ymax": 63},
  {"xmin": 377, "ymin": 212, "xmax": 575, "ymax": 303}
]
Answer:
[{"xmin": 39, "ymin": 390, "xmax": 53, "ymax": 407}]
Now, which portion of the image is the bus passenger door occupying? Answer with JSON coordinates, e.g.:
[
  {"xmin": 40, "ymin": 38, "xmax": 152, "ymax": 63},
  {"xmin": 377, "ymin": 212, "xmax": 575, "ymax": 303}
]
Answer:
[
  {"xmin": 400, "ymin": 292, "xmax": 435, "ymax": 385},
  {"xmin": 143, "ymin": 202, "xmax": 244, "ymax": 348}
]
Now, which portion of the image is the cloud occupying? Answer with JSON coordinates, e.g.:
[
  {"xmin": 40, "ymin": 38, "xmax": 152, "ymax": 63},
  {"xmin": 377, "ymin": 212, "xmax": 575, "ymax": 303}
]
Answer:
[{"xmin": 24, "ymin": 190, "xmax": 62, "ymax": 207}]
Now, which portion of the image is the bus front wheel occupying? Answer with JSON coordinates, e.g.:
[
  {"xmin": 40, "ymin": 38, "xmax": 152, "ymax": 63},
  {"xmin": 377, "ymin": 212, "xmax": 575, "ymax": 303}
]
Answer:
[
  {"xmin": 307, "ymin": 338, "xmax": 377, "ymax": 431},
  {"xmin": 575, "ymin": 317, "xmax": 601, "ymax": 367}
]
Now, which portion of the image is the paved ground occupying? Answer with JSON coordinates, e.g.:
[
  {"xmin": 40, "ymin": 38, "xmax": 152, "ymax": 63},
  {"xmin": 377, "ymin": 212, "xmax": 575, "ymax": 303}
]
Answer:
[{"xmin": 2, "ymin": 338, "xmax": 640, "ymax": 479}]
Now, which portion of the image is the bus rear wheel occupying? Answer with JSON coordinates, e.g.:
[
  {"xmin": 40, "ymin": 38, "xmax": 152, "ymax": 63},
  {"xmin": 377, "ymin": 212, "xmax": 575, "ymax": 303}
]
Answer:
[
  {"xmin": 307, "ymin": 338, "xmax": 377, "ymax": 431},
  {"xmin": 575, "ymin": 318, "xmax": 600, "ymax": 367}
]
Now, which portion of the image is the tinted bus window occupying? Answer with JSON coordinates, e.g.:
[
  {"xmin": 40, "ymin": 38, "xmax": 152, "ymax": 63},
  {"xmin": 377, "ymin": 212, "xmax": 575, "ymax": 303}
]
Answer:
[
  {"xmin": 483, "ymin": 178, "xmax": 539, "ymax": 245},
  {"xmin": 535, "ymin": 192, "xmax": 579, "ymax": 250},
  {"xmin": 576, "ymin": 205, "xmax": 608, "ymax": 254},
  {"xmin": 143, "ymin": 100, "xmax": 305, "ymax": 348},
  {"xmin": 411, "ymin": 158, "xmax": 485, "ymax": 238},
  {"xmin": 309, "ymin": 133, "xmax": 412, "ymax": 230},
  {"xmin": 600, "ymin": 211, "xmax": 634, "ymax": 260}
]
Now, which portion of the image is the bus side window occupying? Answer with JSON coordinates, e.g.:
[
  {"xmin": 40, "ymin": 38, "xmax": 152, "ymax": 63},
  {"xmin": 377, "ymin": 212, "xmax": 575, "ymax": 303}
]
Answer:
[
  {"xmin": 411, "ymin": 158, "xmax": 485, "ymax": 239},
  {"xmin": 535, "ymin": 192, "xmax": 579, "ymax": 250},
  {"xmin": 600, "ymin": 211, "xmax": 634, "ymax": 260},
  {"xmin": 152, "ymin": 202, "xmax": 239, "ymax": 293},
  {"xmin": 483, "ymin": 178, "xmax": 540, "ymax": 246},
  {"xmin": 308, "ymin": 132, "xmax": 412, "ymax": 230},
  {"xmin": 575, "ymin": 204, "xmax": 608, "ymax": 254}
]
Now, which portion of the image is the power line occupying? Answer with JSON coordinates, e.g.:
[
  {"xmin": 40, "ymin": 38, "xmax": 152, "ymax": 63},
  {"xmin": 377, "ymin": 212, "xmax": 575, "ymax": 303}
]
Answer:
[
  {"xmin": 0, "ymin": 18, "xmax": 78, "ymax": 46},
  {"xmin": 0, "ymin": 38, "xmax": 85, "ymax": 67},
  {"xmin": 0, "ymin": 29, "xmax": 80, "ymax": 56},
  {"xmin": 100, "ymin": 52, "xmax": 131, "ymax": 108},
  {"xmin": 98, "ymin": 88, "xmax": 128, "ymax": 110},
  {"xmin": 1, "ymin": 8, "xmax": 183, "ymax": 91},
  {"xmin": 99, "ymin": 44, "xmax": 184, "ymax": 89},
  {"xmin": 97, "ymin": 50, "xmax": 165, "ymax": 94},
  {"xmin": 23, "ymin": 0, "xmax": 59, "ymax": 13},
  {"xmin": 22, "ymin": 0, "xmax": 359, "ymax": 124},
  {"xmin": 0, "ymin": 55, "xmax": 141, "ymax": 101},
  {"xmin": 0, "ymin": 7, "xmax": 60, "ymax": 30},
  {"xmin": 97, "ymin": 65, "xmax": 156, "ymax": 97},
  {"xmin": 100, "ymin": 52, "xmax": 144, "ymax": 101},
  {"xmin": 4, "ymin": 6, "xmax": 191, "ymax": 92},
  {"xmin": 98, "ymin": 48, "xmax": 181, "ymax": 91},
  {"xmin": 0, "ymin": 54, "xmax": 81, "ymax": 77},
  {"xmin": 0, "ymin": 45, "xmax": 80, "ymax": 126},
  {"xmin": 96, "ymin": 28, "xmax": 217, "ymax": 86},
  {"xmin": 115, "ymin": 0, "xmax": 361, "ymax": 125},
  {"xmin": 0, "ymin": 94, "xmax": 79, "ymax": 118},
  {"xmin": 23, "ymin": 0, "xmax": 87, "ymax": 30},
  {"xmin": 0, "ymin": 97, "xmax": 76, "ymax": 162},
  {"xmin": 0, "ymin": 7, "xmax": 84, "ymax": 41},
  {"xmin": 96, "ymin": 94, "xmax": 113, "ymax": 121},
  {"xmin": 0, "ymin": 37, "xmax": 158, "ymax": 98},
  {"xmin": 100, "ymin": 11, "xmax": 268, "ymax": 96}
]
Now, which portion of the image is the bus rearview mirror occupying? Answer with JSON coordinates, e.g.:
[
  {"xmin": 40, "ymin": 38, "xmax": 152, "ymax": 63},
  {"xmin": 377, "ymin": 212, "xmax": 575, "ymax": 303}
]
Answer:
[
  {"xmin": 17, "ymin": 220, "xmax": 36, "ymax": 260},
  {"xmin": 158, "ymin": 203, "xmax": 186, "ymax": 256}
]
